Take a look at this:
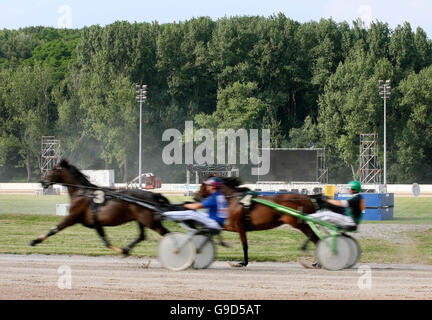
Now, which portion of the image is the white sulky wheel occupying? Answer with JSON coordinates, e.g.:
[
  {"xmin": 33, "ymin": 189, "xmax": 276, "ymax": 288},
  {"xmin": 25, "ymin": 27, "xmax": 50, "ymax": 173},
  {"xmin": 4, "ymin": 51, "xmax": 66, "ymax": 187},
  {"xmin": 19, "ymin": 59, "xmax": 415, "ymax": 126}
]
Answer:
[
  {"xmin": 192, "ymin": 235, "xmax": 216, "ymax": 269},
  {"xmin": 342, "ymin": 234, "xmax": 361, "ymax": 269},
  {"xmin": 316, "ymin": 235, "xmax": 353, "ymax": 271},
  {"xmin": 158, "ymin": 233, "xmax": 196, "ymax": 271}
]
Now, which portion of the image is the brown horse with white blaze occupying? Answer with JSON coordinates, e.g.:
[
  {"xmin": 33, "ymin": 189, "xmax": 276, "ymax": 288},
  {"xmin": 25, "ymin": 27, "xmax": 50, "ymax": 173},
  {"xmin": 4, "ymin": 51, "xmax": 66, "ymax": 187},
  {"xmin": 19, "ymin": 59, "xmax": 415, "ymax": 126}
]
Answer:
[{"xmin": 30, "ymin": 159, "xmax": 170, "ymax": 255}]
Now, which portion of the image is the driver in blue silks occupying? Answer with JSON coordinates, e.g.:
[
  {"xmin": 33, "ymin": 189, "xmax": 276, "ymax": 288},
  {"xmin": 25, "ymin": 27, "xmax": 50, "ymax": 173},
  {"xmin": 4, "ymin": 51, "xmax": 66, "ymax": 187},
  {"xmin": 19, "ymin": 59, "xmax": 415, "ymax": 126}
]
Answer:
[{"xmin": 161, "ymin": 177, "xmax": 228, "ymax": 234}]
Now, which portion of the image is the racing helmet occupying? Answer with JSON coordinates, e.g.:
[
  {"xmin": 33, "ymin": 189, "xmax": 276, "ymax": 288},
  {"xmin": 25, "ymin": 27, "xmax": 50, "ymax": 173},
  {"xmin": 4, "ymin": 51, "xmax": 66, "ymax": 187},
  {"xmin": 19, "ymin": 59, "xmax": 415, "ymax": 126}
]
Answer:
[
  {"xmin": 348, "ymin": 180, "xmax": 362, "ymax": 193},
  {"xmin": 204, "ymin": 177, "xmax": 223, "ymax": 187}
]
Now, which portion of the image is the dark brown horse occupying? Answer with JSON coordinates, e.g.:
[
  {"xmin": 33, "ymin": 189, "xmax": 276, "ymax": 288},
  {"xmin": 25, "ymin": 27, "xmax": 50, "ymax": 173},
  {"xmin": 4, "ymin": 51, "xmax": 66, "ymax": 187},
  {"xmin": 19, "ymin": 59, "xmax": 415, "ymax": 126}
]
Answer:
[
  {"xmin": 196, "ymin": 176, "xmax": 322, "ymax": 267},
  {"xmin": 30, "ymin": 159, "xmax": 170, "ymax": 255}
]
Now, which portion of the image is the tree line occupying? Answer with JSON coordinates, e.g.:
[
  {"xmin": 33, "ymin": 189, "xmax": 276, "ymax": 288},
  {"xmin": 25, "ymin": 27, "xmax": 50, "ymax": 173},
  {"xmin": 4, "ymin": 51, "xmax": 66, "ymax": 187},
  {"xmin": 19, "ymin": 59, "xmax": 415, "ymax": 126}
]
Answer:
[{"xmin": 1, "ymin": 14, "xmax": 432, "ymax": 183}]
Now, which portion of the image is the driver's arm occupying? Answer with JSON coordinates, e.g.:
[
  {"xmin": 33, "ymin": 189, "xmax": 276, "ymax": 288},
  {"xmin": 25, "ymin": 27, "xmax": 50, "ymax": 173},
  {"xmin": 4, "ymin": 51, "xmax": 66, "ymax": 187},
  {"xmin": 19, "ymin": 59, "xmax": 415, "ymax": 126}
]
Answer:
[
  {"xmin": 184, "ymin": 202, "xmax": 204, "ymax": 210},
  {"xmin": 327, "ymin": 199, "xmax": 349, "ymax": 208}
]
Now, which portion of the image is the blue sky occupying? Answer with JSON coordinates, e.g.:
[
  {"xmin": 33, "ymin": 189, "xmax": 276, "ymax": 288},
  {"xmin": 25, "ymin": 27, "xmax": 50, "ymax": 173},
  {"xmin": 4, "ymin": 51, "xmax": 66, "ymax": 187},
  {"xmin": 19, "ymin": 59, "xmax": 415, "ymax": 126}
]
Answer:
[{"xmin": 2, "ymin": 0, "xmax": 432, "ymax": 37}]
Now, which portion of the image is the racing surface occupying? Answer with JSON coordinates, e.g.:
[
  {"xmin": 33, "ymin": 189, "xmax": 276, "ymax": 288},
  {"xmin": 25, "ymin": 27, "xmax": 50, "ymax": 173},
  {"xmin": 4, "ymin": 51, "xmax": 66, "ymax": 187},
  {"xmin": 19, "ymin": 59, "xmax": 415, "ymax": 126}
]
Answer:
[{"xmin": 1, "ymin": 253, "xmax": 431, "ymax": 300}]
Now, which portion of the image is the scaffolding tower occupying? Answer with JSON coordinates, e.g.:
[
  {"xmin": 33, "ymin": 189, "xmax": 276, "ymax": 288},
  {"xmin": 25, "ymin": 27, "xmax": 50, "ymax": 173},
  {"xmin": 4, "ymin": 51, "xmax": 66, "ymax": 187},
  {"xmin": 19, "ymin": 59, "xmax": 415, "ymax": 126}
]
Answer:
[
  {"xmin": 359, "ymin": 133, "xmax": 381, "ymax": 187},
  {"xmin": 317, "ymin": 148, "xmax": 328, "ymax": 184},
  {"xmin": 40, "ymin": 136, "xmax": 61, "ymax": 178}
]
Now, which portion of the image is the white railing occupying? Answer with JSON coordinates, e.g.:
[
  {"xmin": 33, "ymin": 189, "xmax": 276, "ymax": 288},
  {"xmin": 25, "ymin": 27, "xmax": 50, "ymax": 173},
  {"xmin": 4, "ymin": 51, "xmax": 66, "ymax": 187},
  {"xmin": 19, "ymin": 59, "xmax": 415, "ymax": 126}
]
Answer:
[{"xmin": 1, "ymin": 183, "xmax": 432, "ymax": 195}]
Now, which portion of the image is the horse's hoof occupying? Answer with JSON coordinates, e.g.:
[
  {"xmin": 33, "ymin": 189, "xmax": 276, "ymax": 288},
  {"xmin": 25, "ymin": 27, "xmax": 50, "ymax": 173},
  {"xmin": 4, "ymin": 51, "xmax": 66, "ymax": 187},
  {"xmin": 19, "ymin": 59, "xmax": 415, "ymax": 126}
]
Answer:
[
  {"xmin": 298, "ymin": 258, "xmax": 321, "ymax": 269},
  {"xmin": 109, "ymin": 246, "xmax": 124, "ymax": 254},
  {"xmin": 228, "ymin": 261, "xmax": 247, "ymax": 268},
  {"xmin": 29, "ymin": 239, "xmax": 41, "ymax": 246},
  {"xmin": 122, "ymin": 248, "xmax": 130, "ymax": 256}
]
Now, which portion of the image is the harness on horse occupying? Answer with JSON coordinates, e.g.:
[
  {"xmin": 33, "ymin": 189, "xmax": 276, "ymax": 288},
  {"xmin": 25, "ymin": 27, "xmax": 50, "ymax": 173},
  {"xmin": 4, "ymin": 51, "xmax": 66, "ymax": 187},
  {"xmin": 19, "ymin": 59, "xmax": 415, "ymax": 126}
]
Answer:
[
  {"xmin": 76, "ymin": 189, "xmax": 112, "ymax": 228},
  {"xmin": 73, "ymin": 186, "xmax": 167, "ymax": 227},
  {"xmin": 236, "ymin": 192, "xmax": 329, "ymax": 230},
  {"xmin": 237, "ymin": 191, "xmax": 259, "ymax": 231}
]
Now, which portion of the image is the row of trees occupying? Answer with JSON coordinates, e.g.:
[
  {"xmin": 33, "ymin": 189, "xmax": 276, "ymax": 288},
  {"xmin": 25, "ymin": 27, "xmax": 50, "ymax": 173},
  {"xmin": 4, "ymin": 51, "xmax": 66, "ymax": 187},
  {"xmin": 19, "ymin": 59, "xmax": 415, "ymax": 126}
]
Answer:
[{"xmin": 1, "ymin": 15, "xmax": 432, "ymax": 183}]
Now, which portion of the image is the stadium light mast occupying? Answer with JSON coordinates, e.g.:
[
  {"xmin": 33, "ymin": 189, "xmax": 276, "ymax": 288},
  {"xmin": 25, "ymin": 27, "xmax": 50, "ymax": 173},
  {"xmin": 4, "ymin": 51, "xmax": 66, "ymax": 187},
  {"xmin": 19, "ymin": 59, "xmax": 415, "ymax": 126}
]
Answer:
[
  {"xmin": 379, "ymin": 80, "xmax": 391, "ymax": 187},
  {"xmin": 136, "ymin": 84, "xmax": 147, "ymax": 189}
]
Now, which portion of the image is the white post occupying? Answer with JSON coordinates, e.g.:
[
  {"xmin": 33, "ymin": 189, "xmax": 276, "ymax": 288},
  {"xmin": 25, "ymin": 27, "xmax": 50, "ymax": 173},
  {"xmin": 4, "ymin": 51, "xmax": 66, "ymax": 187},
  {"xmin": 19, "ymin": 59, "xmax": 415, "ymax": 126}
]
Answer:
[
  {"xmin": 379, "ymin": 80, "xmax": 390, "ymax": 189},
  {"xmin": 139, "ymin": 99, "xmax": 142, "ymax": 189},
  {"xmin": 136, "ymin": 84, "xmax": 147, "ymax": 190},
  {"xmin": 383, "ymin": 87, "xmax": 387, "ymax": 187}
]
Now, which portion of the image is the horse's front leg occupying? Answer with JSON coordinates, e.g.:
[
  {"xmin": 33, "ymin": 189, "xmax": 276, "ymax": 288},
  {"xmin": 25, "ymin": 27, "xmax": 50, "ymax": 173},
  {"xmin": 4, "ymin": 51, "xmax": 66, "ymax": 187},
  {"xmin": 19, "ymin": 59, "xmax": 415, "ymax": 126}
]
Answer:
[
  {"xmin": 29, "ymin": 214, "xmax": 78, "ymax": 246},
  {"xmin": 225, "ymin": 203, "xmax": 249, "ymax": 267},
  {"xmin": 239, "ymin": 230, "xmax": 249, "ymax": 267},
  {"xmin": 228, "ymin": 224, "xmax": 249, "ymax": 268},
  {"xmin": 121, "ymin": 223, "xmax": 145, "ymax": 256}
]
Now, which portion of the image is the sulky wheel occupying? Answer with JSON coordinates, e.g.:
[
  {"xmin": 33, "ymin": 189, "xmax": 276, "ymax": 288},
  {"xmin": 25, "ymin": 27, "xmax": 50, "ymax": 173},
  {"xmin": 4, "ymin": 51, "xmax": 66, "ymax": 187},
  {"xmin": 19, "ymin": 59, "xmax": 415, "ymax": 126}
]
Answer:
[
  {"xmin": 316, "ymin": 235, "xmax": 353, "ymax": 271},
  {"xmin": 342, "ymin": 234, "xmax": 361, "ymax": 269},
  {"xmin": 192, "ymin": 235, "xmax": 216, "ymax": 269},
  {"xmin": 158, "ymin": 233, "xmax": 196, "ymax": 271}
]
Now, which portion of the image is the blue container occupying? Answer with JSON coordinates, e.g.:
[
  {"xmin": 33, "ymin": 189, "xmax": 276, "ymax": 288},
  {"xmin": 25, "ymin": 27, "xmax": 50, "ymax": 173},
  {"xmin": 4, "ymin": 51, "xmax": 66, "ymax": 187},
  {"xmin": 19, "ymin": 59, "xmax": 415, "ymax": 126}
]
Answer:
[
  {"xmin": 334, "ymin": 193, "xmax": 394, "ymax": 221},
  {"xmin": 381, "ymin": 193, "xmax": 395, "ymax": 207},
  {"xmin": 362, "ymin": 208, "xmax": 394, "ymax": 221},
  {"xmin": 360, "ymin": 193, "xmax": 394, "ymax": 207},
  {"xmin": 363, "ymin": 209, "xmax": 382, "ymax": 221}
]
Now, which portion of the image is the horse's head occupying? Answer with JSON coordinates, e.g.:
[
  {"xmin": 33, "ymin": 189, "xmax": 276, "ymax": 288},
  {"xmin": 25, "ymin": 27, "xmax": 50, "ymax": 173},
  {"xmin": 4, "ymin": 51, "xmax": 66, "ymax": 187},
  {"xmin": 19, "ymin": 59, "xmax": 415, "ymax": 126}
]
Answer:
[
  {"xmin": 40, "ymin": 159, "xmax": 69, "ymax": 189},
  {"xmin": 220, "ymin": 176, "xmax": 244, "ymax": 196},
  {"xmin": 40, "ymin": 159, "xmax": 92, "ymax": 191}
]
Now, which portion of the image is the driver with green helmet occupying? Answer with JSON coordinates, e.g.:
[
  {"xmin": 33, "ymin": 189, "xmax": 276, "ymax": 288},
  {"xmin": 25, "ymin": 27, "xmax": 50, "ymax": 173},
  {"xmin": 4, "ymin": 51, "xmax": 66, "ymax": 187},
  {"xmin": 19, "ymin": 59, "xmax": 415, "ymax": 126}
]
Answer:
[{"xmin": 309, "ymin": 180, "xmax": 365, "ymax": 230}]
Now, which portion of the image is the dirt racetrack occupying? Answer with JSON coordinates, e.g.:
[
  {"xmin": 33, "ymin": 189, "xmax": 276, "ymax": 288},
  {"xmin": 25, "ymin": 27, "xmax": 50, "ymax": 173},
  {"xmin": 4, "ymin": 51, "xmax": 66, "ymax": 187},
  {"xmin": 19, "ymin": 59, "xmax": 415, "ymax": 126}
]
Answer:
[{"xmin": 0, "ymin": 254, "xmax": 431, "ymax": 300}]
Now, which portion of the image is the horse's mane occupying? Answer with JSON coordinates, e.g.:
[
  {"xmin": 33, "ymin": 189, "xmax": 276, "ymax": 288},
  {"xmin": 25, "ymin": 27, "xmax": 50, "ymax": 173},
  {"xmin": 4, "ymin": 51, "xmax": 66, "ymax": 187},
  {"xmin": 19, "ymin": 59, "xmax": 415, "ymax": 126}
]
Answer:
[
  {"xmin": 220, "ymin": 176, "xmax": 251, "ymax": 193},
  {"xmin": 220, "ymin": 176, "xmax": 241, "ymax": 188},
  {"xmin": 59, "ymin": 159, "xmax": 97, "ymax": 188}
]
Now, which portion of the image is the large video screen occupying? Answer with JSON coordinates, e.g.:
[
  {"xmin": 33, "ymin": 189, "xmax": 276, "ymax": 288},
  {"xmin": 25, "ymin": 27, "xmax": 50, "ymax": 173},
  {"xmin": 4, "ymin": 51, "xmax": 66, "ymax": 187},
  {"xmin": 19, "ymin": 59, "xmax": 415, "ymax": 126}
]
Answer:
[{"xmin": 257, "ymin": 149, "xmax": 318, "ymax": 182}]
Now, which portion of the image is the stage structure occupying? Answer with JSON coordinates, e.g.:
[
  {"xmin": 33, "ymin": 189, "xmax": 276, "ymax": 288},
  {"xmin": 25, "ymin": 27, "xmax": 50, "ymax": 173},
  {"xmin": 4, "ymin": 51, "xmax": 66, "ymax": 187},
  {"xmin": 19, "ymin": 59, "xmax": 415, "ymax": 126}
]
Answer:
[
  {"xmin": 359, "ymin": 133, "xmax": 382, "ymax": 188},
  {"xmin": 40, "ymin": 136, "xmax": 61, "ymax": 178},
  {"xmin": 186, "ymin": 164, "xmax": 239, "ymax": 185},
  {"xmin": 256, "ymin": 148, "xmax": 328, "ymax": 184}
]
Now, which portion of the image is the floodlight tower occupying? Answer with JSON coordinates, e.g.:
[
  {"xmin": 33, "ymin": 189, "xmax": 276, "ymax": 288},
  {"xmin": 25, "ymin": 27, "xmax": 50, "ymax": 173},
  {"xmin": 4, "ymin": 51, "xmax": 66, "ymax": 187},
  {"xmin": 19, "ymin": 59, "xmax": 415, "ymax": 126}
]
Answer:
[
  {"xmin": 379, "ymin": 80, "xmax": 391, "ymax": 187},
  {"xmin": 136, "ymin": 84, "xmax": 148, "ymax": 189}
]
